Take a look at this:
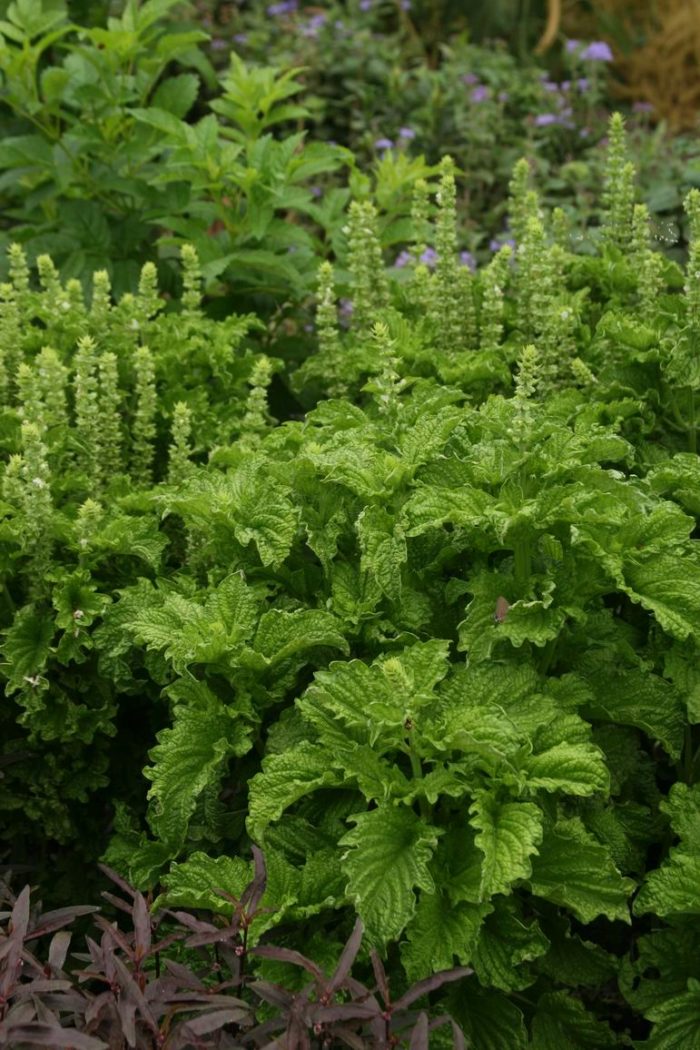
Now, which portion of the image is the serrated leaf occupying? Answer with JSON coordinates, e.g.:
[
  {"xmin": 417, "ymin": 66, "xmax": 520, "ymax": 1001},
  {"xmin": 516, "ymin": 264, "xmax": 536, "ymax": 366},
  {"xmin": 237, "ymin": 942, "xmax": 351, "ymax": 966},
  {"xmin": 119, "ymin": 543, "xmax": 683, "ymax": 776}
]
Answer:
[
  {"xmin": 529, "ymin": 817, "xmax": 633, "ymax": 924},
  {"xmin": 469, "ymin": 793, "xmax": 543, "ymax": 900},
  {"xmin": 158, "ymin": 852, "xmax": 253, "ymax": 915},
  {"xmin": 623, "ymin": 551, "xmax": 700, "ymax": 641},
  {"xmin": 642, "ymin": 980, "xmax": 700, "ymax": 1050},
  {"xmin": 447, "ymin": 985, "xmax": 528, "ymax": 1050},
  {"xmin": 530, "ymin": 991, "xmax": 618, "ymax": 1049},
  {"xmin": 339, "ymin": 806, "xmax": 440, "ymax": 944},
  {"xmin": 145, "ymin": 694, "xmax": 253, "ymax": 850},
  {"xmin": 635, "ymin": 783, "xmax": 700, "ymax": 917},
  {"xmin": 0, "ymin": 605, "xmax": 54, "ymax": 694},
  {"xmin": 253, "ymin": 608, "xmax": 349, "ymax": 664},
  {"xmin": 357, "ymin": 504, "xmax": 407, "ymax": 601},
  {"xmin": 471, "ymin": 899, "xmax": 548, "ymax": 991},
  {"xmin": 524, "ymin": 742, "xmax": 610, "ymax": 796},
  {"xmin": 247, "ymin": 742, "xmax": 341, "ymax": 842},
  {"xmin": 401, "ymin": 890, "xmax": 489, "ymax": 982}
]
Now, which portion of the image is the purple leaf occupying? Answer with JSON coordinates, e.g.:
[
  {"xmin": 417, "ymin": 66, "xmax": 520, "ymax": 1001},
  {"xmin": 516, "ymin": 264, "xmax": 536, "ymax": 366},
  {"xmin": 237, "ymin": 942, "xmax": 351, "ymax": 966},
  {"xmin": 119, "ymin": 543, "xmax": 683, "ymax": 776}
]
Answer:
[
  {"xmin": 178, "ymin": 1007, "xmax": 250, "ymax": 1035},
  {"xmin": 0, "ymin": 1022, "xmax": 107, "ymax": 1049},
  {"xmin": 250, "ymin": 945, "xmax": 324, "ymax": 980},
  {"xmin": 409, "ymin": 1012, "xmax": 429, "ymax": 1050},
  {"xmin": 132, "ymin": 892, "xmax": 152, "ymax": 962},
  {"xmin": 48, "ymin": 930, "xmax": 72, "ymax": 971},
  {"xmin": 370, "ymin": 950, "xmax": 390, "ymax": 1003},
  {"xmin": 28, "ymin": 905, "xmax": 98, "ymax": 941},
  {"xmin": 328, "ymin": 918, "xmax": 363, "ymax": 993},
  {"xmin": 393, "ymin": 967, "xmax": 473, "ymax": 1010}
]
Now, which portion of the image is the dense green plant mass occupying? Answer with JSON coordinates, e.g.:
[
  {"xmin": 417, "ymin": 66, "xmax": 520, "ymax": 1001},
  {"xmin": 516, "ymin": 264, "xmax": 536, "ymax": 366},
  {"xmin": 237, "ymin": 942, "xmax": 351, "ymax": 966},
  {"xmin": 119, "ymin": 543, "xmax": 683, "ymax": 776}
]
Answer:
[{"xmin": 3, "ymin": 110, "xmax": 700, "ymax": 1045}]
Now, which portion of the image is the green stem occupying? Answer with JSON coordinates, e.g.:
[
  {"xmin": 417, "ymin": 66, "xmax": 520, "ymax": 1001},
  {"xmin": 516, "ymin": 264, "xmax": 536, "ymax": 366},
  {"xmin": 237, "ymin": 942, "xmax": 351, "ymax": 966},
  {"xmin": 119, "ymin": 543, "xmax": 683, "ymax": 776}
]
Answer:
[
  {"xmin": 513, "ymin": 535, "xmax": 531, "ymax": 595},
  {"xmin": 681, "ymin": 725, "xmax": 696, "ymax": 785},
  {"xmin": 406, "ymin": 734, "xmax": 429, "ymax": 821},
  {"xmin": 689, "ymin": 389, "xmax": 697, "ymax": 454}
]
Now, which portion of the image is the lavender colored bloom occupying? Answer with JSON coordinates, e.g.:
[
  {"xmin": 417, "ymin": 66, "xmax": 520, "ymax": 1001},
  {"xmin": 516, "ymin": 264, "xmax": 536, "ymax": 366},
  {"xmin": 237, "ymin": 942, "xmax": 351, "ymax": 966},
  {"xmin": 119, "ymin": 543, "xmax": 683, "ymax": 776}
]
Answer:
[
  {"xmin": 339, "ymin": 298, "xmax": 353, "ymax": 327},
  {"xmin": 579, "ymin": 127, "xmax": 590, "ymax": 138},
  {"xmin": 561, "ymin": 79, "xmax": 571, "ymax": 91},
  {"xmin": 374, "ymin": 137, "xmax": 394, "ymax": 150},
  {"xmin": 400, "ymin": 0, "xmax": 411, "ymax": 9},
  {"xmin": 394, "ymin": 249, "xmax": 412, "ymax": 268},
  {"xmin": 581, "ymin": 40, "xmax": 613, "ymax": 61},
  {"xmin": 210, "ymin": 37, "xmax": 227, "ymax": 50},
  {"xmin": 460, "ymin": 251, "xmax": 476, "ymax": 271},
  {"xmin": 310, "ymin": 185, "xmax": 322, "ymax": 198},
  {"xmin": 267, "ymin": 0, "xmax": 297, "ymax": 14},
  {"xmin": 498, "ymin": 90, "xmax": 509, "ymax": 102},
  {"xmin": 359, "ymin": 0, "xmax": 372, "ymax": 8},
  {"xmin": 565, "ymin": 38, "xmax": 581, "ymax": 53},
  {"xmin": 420, "ymin": 247, "xmax": 438, "ymax": 268},
  {"xmin": 301, "ymin": 12, "xmax": 326, "ymax": 36},
  {"xmin": 233, "ymin": 32, "xmax": 248, "ymax": 44},
  {"xmin": 633, "ymin": 100, "xmax": 654, "ymax": 113},
  {"xmin": 542, "ymin": 80, "xmax": 560, "ymax": 92},
  {"xmin": 399, "ymin": 126, "xmax": 416, "ymax": 140},
  {"xmin": 534, "ymin": 113, "xmax": 559, "ymax": 126},
  {"xmin": 577, "ymin": 77, "xmax": 590, "ymax": 92},
  {"xmin": 462, "ymin": 72, "xmax": 479, "ymax": 85},
  {"xmin": 490, "ymin": 237, "xmax": 516, "ymax": 252},
  {"xmin": 471, "ymin": 85, "xmax": 490, "ymax": 103}
]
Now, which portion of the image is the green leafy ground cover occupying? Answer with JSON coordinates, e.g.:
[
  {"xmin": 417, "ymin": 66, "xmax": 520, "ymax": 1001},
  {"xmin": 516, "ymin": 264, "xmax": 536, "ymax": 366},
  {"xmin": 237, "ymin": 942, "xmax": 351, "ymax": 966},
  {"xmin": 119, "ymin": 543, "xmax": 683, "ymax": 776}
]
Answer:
[{"xmin": 2, "ymin": 97, "xmax": 700, "ymax": 1043}]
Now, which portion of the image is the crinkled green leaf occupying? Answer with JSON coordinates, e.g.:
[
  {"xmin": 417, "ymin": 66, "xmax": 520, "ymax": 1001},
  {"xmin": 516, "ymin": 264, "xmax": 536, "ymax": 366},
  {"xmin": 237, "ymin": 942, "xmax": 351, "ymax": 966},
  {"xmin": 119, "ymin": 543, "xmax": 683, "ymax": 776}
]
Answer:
[
  {"xmin": 530, "ymin": 991, "xmax": 618, "ymax": 1049},
  {"xmin": 529, "ymin": 817, "xmax": 633, "ymax": 923},
  {"xmin": 158, "ymin": 851, "xmax": 253, "ymax": 915},
  {"xmin": 635, "ymin": 783, "xmax": 700, "ymax": 917},
  {"xmin": 641, "ymin": 980, "xmax": 700, "ymax": 1050},
  {"xmin": 339, "ymin": 806, "xmax": 440, "ymax": 944},
  {"xmin": 247, "ymin": 741, "xmax": 341, "ymax": 842},
  {"xmin": 469, "ymin": 793, "xmax": 543, "ymax": 900},
  {"xmin": 0, "ymin": 605, "xmax": 54, "ymax": 695},
  {"xmin": 524, "ymin": 742, "xmax": 610, "ymax": 796},
  {"xmin": 145, "ymin": 693, "xmax": 253, "ymax": 849},
  {"xmin": 253, "ymin": 608, "xmax": 349, "ymax": 663},
  {"xmin": 400, "ymin": 890, "xmax": 490, "ymax": 981},
  {"xmin": 472, "ymin": 899, "xmax": 548, "ymax": 992}
]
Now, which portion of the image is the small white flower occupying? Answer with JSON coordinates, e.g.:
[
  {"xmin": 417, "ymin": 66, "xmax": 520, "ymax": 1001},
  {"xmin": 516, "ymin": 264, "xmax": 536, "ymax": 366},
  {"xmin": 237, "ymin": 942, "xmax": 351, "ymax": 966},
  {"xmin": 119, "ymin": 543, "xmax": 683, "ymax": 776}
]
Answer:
[
  {"xmin": 130, "ymin": 319, "xmax": 140, "ymax": 330},
  {"xmin": 31, "ymin": 477, "xmax": 46, "ymax": 488}
]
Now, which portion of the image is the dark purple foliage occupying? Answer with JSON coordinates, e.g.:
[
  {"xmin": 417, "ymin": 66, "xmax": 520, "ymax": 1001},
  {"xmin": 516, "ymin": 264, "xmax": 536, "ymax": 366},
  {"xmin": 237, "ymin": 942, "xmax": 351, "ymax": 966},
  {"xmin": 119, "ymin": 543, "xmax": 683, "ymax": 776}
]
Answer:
[{"xmin": 0, "ymin": 853, "xmax": 469, "ymax": 1049}]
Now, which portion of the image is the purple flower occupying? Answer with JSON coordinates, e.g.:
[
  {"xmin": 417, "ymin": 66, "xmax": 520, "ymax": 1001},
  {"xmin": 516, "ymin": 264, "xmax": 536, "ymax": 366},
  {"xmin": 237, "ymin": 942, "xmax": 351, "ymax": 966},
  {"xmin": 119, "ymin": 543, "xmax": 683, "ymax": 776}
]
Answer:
[
  {"xmin": 301, "ymin": 12, "xmax": 326, "ymax": 36},
  {"xmin": 460, "ymin": 251, "xmax": 476, "ymax": 271},
  {"xmin": 400, "ymin": 0, "xmax": 411, "ymax": 9},
  {"xmin": 394, "ymin": 249, "xmax": 412, "ymax": 268},
  {"xmin": 577, "ymin": 77, "xmax": 590, "ymax": 92},
  {"xmin": 581, "ymin": 40, "xmax": 613, "ymax": 61},
  {"xmin": 579, "ymin": 127, "xmax": 590, "ymax": 138},
  {"xmin": 462, "ymin": 73, "xmax": 479, "ymax": 85},
  {"xmin": 633, "ymin": 100, "xmax": 654, "ymax": 113},
  {"xmin": 233, "ymin": 32, "xmax": 248, "ymax": 44},
  {"xmin": 374, "ymin": 137, "xmax": 394, "ymax": 151},
  {"xmin": 420, "ymin": 247, "xmax": 438, "ymax": 268},
  {"xmin": 339, "ymin": 298, "xmax": 353, "ymax": 326},
  {"xmin": 490, "ymin": 237, "xmax": 516, "ymax": 252},
  {"xmin": 267, "ymin": 0, "xmax": 297, "ymax": 14},
  {"xmin": 471, "ymin": 85, "xmax": 490, "ymax": 103},
  {"xmin": 542, "ymin": 80, "xmax": 560, "ymax": 92},
  {"xmin": 359, "ymin": 0, "xmax": 372, "ymax": 8},
  {"xmin": 534, "ymin": 113, "xmax": 559, "ymax": 126},
  {"xmin": 210, "ymin": 37, "xmax": 227, "ymax": 50},
  {"xmin": 561, "ymin": 79, "xmax": 571, "ymax": 91},
  {"xmin": 399, "ymin": 126, "xmax": 416, "ymax": 140},
  {"xmin": 498, "ymin": 90, "xmax": 509, "ymax": 102},
  {"xmin": 310, "ymin": 185, "xmax": 322, "ymax": 198},
  {"xmin": 565, "ymin": 38, "xmax": 581, "ymax": 53}
]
